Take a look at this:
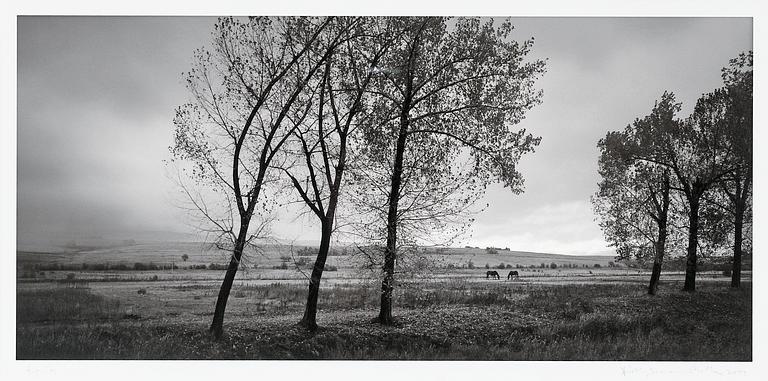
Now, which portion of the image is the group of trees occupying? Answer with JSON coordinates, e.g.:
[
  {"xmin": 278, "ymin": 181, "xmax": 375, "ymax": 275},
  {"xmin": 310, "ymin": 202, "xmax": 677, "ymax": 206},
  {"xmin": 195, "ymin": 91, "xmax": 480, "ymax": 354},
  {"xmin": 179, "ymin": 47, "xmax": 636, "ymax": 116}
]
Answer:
[
  {"xmin": 593, "ymin": 51, "xmax": 752, "ymax": 295},
  {"xmin": 171, "ymin": 17, "xmax": 546, "ymax": 337}
]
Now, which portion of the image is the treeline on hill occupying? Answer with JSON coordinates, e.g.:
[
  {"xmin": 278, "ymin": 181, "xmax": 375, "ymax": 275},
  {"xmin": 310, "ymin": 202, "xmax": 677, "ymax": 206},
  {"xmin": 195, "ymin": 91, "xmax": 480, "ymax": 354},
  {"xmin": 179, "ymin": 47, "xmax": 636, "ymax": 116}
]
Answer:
[
  {"xmin": 22, "ymin": 262, "xmax": 236, "ymax": 272},
  {"xmin": 593, "ymin": 51, "xmax": 752, "ymax": 295},
  {"xmin": 170, "ymin": 16, "xmax": 547, "ymax": 337},
  {"xmin": 295, "ymin": 247, "xmax": 349, "ymax": 257}
]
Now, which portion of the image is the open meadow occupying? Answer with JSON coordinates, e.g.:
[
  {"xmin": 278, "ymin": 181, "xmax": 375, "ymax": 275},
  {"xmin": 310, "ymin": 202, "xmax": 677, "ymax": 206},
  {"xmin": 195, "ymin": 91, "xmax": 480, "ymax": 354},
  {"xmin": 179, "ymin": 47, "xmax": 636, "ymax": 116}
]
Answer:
[{"xmin": 16, "ymin": 242, "xmax": 752, "ymax": 360}]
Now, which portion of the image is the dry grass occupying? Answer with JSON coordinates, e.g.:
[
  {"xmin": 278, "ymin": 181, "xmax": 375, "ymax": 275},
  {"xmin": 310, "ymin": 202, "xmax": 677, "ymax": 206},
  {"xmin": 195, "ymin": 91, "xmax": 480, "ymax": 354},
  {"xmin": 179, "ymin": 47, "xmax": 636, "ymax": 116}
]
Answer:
[{"xmin": 16, "ymin": 278, "xmax": 751, "ymax": 360}]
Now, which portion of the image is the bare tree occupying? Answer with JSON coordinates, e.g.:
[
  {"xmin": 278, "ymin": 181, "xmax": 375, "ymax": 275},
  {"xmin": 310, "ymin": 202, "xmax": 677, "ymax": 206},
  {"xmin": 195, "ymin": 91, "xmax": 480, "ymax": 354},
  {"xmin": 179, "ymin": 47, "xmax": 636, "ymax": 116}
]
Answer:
[
  {"xmin": 171, "ymin": 16, "xmax": 338, "ymax": 338},
  {"xmin": 277, "ymin": 17, "xmax": 394, "ymax": 331}
]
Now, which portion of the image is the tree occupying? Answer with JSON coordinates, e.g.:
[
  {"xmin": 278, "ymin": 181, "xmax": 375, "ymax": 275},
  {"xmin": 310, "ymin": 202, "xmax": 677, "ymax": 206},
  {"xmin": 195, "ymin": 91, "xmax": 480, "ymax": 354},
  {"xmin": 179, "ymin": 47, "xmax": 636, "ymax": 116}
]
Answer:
[
  {"xmin": 356, "ymin": 17, "xmax": 545, "ymax": 324},
  {"xmin": 278, "ymin": 17, "xmax": 393, "ymax": 331},
  {"xmin": 717, "ymin": 51, "xmax": 753, "ymax": 288},
  {"xmin": 172, "ymin": 17, "xmax": 336, "ymax": 338},
  {"xmin": 610, "ymin": 90, "xmax": 738, "ymax": 292},
  {"xmin": 181, "ymin": 254, "xmax": 189, "ymax": 262},
  {"xmin": 593, "ymin": 105, "xmax": 676, "ymax": 295}
]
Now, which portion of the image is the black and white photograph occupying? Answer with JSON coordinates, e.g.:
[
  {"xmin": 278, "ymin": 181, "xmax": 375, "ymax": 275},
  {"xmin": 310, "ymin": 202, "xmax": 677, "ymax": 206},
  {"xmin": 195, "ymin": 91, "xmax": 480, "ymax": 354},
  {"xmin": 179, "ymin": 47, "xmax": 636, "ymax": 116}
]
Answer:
[{"xmin": 2, "ymin": 0, "xmax": 765, "ymax": 378}]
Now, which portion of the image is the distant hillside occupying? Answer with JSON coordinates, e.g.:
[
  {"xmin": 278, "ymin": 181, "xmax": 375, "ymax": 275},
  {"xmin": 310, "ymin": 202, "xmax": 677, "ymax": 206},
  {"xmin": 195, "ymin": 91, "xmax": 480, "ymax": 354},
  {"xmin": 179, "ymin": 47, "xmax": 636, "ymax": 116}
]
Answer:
[
  {"xmin": 16, "ymin": 233, "xmax": 619, "ymax": 269},
  {"xmin": 426, "ymin": 247, "xmax": 618, "ymax": 268}
]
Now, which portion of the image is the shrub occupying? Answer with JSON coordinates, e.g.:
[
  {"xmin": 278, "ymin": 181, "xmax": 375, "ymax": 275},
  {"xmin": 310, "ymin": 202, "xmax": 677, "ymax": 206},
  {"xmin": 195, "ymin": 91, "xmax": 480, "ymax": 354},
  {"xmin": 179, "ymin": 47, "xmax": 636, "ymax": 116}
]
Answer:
[
  {"xmin": 550, "ymin": 262, "xmax": 557, "ymax": 269},
  {"xmin": 151, "ymin": 275, "xmax": 158, "ymax": 281},
  {"xmin": 297, "ymin": 247, "xmax": 316, "ymax": 256},
  {"xmin": 133, "ymin": 262, "xmax": 147, "ymax": 271},
  {"xmin": 594, "ymin": 264, "xmax": 601, "ymax": 268},
  {"xmin": 722, "ymin": 269, "xmax": 732, "ymax": 277},
  {"xmin": 496, "ymin": 263, "xmax": 506, "ymax": 269},
  {"xmin": 137, "ymin": 289, "xmax": 147, "ymax": 295},
  {"xmin": 326, "ymin": 265, "xmax": 338, "ymax": 272},
  {"xmin": 66, "ymin": 273, "xmax": 76, "ymax": 280},
  {"xmin": 90, "ymin": 263, "xmax": 107, "ymax": 271},
  {"xmin": 484, "ymin": 263, "xmax": 490, "ymax": 269},
  {"xmin": 467, "ymin": 260, "xmax": 475, "ymax": 269},
  {"xmin": 181, "ymin": 254, "xmax": 189, "ymax": 262}
]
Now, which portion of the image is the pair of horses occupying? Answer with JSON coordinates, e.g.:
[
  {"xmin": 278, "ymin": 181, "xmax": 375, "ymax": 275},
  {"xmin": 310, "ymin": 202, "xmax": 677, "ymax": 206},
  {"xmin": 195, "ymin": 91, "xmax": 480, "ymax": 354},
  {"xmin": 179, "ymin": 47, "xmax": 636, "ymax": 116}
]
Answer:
[{"xmin": 486, "ymin": 270, "xmax": 519, "ymax": 280}]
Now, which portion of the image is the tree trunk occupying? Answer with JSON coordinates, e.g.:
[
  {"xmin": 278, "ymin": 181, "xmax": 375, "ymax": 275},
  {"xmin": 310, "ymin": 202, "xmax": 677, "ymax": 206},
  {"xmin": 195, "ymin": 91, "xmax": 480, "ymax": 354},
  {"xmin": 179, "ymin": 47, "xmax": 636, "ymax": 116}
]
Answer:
[
  {"xmin": 683, "ymin": 190, "xmax": 701, "ymax": 292},
  {"xmin": 648, "ymin": 172, "xmax": 669, "ymax": 296},
  {"xmin": 378, "ymin": 123, "xmax": 408, "ymax": 325},
  {"xmin": 379, "ymin": 90, "xmax": 408, "ymax": 325},
  {"xmin": 209, "ymin": 222, "xmax": 250, "ymax": 338},
  {"xmin": 299, "ymin": 221, "xmax": 333, "ymax": 331},
  {"xmin": 378, "ymin": 23, "xmax": 422, "ymax": 325},
  {"xmin": 648, "ymin": 229, "xmax": 666, "ymax": 295},
  {"xmin": 731, "ymin": 206, "xmax": 744, "ymax": 288}
]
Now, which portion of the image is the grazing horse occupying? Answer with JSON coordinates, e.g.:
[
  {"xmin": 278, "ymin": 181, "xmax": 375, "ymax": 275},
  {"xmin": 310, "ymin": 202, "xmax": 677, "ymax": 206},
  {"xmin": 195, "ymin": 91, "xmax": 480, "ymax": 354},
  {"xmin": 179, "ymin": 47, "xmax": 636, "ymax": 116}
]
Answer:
[
  {"xmin": 507, "ymin": 270, "xmax": 519, "ymax": 280},
  {"xmin": 486, "ymin": 270, "xmax": 500, "ymax": 280}
]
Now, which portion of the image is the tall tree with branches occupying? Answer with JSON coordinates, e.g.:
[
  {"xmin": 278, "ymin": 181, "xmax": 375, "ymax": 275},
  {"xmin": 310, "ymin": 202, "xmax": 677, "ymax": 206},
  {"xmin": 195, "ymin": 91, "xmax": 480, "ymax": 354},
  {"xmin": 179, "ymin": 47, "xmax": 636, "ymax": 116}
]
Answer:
[
  {"xmin": 277, "ymin": 17, "xmax": 395, "ymax": 331},
  {"xmin": 594, "ymin": 119, "xmax": 675, "ymax": 295},
  {"xmin": 614, "ymin": 91, "xmax": 737, "ymax": 292},
  {"xmin": 717, "ymin": 51, "xmax": 753, "ymax": 288},
  {"xmin": 357, "ymin": 17, "xmax": 546, "ymax": 324},
  {"xmin": 172, "ymin": 16, "xmax": 345, "ymax": 338}
]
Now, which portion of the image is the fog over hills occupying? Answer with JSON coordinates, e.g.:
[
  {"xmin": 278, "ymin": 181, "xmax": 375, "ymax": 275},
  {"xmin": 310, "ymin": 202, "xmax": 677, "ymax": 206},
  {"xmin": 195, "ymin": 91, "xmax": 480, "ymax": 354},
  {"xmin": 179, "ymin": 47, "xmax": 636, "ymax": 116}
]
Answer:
[{"xmin": 17, "ymin": 228, "xmax": 616, "ymax": 267}]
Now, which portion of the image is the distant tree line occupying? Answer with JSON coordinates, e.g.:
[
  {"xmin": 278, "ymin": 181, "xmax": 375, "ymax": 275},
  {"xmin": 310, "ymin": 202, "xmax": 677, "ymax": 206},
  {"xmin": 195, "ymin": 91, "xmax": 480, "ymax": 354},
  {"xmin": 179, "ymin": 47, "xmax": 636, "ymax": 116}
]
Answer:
[{"xmin": 21, "ymin": 262, "xmax": 245, "ymax": 272}]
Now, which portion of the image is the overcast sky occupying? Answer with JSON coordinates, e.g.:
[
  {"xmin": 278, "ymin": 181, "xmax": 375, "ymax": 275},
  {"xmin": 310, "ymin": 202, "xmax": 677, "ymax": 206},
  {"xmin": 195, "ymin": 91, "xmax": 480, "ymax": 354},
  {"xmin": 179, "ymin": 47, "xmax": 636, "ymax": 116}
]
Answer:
[{"xmin": 16, "ymin": 17, "xmax": 752, "ymax": 254}]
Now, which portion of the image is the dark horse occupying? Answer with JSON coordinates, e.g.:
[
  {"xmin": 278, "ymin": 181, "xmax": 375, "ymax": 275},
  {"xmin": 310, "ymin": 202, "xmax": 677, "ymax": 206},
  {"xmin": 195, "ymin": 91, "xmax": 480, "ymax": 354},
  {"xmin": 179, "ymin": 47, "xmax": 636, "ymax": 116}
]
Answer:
[
  {"xmin": 486, "ymin": 270, "xmax": 500, "ymax": 280},
  {"xmin": 507, "ymin": 270, "xmax": 519, "ymax": 280}
]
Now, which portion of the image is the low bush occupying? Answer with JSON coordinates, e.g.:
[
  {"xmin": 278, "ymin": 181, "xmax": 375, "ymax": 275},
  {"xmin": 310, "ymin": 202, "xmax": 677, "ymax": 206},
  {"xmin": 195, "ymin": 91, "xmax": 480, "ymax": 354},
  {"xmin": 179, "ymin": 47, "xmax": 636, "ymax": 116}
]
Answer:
[{"xmin": 208, "ymin": 263, "xmax": 228, "ymax": 271}]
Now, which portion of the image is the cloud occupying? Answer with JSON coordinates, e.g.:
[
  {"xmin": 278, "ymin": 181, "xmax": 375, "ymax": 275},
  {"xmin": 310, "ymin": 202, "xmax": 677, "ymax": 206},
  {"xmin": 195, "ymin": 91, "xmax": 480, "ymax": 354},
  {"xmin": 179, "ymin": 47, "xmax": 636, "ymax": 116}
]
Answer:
[
  {"xmin": 468, "ymin": 200, "xmax": 613, "ymax": 255},
  {"xmin": 15, "ymin": 17, "xmax": 752, "ymax": 252}
]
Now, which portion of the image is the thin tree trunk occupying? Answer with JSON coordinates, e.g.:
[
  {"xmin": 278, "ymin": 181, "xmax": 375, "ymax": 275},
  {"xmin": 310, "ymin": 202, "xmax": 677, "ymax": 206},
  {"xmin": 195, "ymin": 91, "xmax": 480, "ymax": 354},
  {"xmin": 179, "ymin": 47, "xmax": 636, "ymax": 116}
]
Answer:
[
  {"xmin": 648, "ymin": 173, "xmax": 669, "ymax": 296},
  {"xmin": 210, "ymin": 222, "xmax": 250, "ymax": 338},
  {"xmin": 648, "ymin": 230, "xmax": 666, "ymax": 295},
  {"xmin": 731, "ymin": 206, "xmax": 744, "ymax": 288},
  {"xmin": 299, "ymin": 221, "xmax": 333, "ymax": 331},
  {"xmin": 683, "ymin": 190, "xmax": 701, "ymax": 292},
  {"xmin": 378, "ymin": 21, "xmax": 423, "ymax": 325}
]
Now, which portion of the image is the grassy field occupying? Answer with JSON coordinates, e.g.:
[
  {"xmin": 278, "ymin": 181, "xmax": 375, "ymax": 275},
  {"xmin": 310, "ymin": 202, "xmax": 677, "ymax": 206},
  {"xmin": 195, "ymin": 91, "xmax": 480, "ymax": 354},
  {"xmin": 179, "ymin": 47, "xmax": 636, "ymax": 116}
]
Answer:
[{"xmin": 16, "ymin": 243, "xmax": 751, "ymax": 360}]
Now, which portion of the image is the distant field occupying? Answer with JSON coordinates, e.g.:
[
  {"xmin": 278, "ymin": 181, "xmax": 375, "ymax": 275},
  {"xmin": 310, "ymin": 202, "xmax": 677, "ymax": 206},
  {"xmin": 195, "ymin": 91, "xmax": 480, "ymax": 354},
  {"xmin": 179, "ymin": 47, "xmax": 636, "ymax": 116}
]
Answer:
[
  {"xmin": 16, "ymin": 242, "xmax": 751, "ymax": 360},
  {"xmin": 17, "ymin": 241, "xmax": 619, "ymax": 269}
]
